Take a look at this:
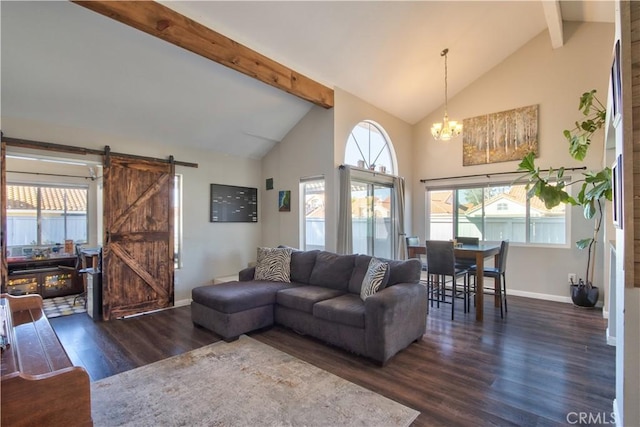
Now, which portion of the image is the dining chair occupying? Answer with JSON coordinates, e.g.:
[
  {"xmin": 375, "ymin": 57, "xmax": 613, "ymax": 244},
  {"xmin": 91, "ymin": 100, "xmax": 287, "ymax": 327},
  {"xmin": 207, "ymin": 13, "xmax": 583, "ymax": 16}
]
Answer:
[
  {"xmin": 468, "ymin": 240, "xmax": 509, "ymax": 318},
  {"xmin": 406, "ymin": 235, "xmax": 420, "ymax": 247},
  {"xmin": 456, "ymin": 236, "xmax": 479, "ymax": 245},
  {"xmin": 425, "ymin": 240, "xmax": 470, "ymax": 320},
  {"xmin": 406, "ymin": 236, "xmax": 428, "ymax": 275},
  {"xmin": 454, "ymin": 236, "xmax": 479, "ymax": 270}
]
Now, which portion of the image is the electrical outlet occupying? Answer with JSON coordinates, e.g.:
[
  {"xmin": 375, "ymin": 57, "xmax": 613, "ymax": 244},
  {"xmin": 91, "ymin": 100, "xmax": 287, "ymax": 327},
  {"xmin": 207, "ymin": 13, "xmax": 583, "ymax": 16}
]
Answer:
[{"xmin": 568, "ymin": 273, "xmax": 577, "ymax": 284}]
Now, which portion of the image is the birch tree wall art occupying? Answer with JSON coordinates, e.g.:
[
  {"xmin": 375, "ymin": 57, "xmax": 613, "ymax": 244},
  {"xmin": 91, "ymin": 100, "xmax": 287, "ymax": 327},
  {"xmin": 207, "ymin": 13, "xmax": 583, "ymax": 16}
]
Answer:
[{"xmin": 462, "ymin": 105, "xmax": 538, "ymax": 166}]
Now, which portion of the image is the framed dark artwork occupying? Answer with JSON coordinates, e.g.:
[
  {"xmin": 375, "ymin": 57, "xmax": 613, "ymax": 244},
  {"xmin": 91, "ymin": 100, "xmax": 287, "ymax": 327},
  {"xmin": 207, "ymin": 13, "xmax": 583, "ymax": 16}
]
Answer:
[
  {"xmin": 266, "ymin": 178, "xmax": 274, "ymax": 190},
  {"xmin": 462, "ymin": 104, "xmax": 538, "ymax": 166},
  {"xmin": 611, "ymin": 39, "xmax": 622, "ymax": 127},
  {"xmin": 210, "ymin": 184, "xmax": 258, "ymax": 223},
  {"xmin": 612, "ymin": 154, "xmax": 623, "ymax": 229},
  {"xmin": 278, "ymin": 190, "xmax": 291, "ymax": 212}
]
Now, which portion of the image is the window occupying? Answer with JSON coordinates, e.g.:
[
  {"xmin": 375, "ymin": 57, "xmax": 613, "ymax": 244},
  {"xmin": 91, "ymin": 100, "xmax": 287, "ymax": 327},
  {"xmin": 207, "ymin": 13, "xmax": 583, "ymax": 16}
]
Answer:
[
  {"xmin": 345, "ymin": 121, "xmax": 395, "ymax": 174},
  {"xmin": 426, "ymin": 183, "xmax": 566, "ymax": 245},
  {"xmin": 428, "ymin": 189, "xmax": 454, "ymax": 241},
  {"xmin": 342, "ymin": 121, "xmax": 399, "ymax": 258},
  {"xmin": 301, "ymin": 177, "xmax": 325, "ymax": 250},
  {"xmin": 173, "ymin": 175, "xmax": 183, "ymax": 269},
  {"xmin": 7, "ymin": 184, "xmax": 88, "ymax": 249}
]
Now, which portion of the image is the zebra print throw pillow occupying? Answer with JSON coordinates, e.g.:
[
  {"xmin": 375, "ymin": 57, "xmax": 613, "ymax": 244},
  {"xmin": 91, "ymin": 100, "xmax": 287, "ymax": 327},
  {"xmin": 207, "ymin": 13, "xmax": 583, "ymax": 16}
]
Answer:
[
  {"xmin": 254, "ymin": 247, "xmax": 293, "ymax": 282},
  {"xmin": 360, "ymin": 257, "xmax": 389, "ymax": 300}
]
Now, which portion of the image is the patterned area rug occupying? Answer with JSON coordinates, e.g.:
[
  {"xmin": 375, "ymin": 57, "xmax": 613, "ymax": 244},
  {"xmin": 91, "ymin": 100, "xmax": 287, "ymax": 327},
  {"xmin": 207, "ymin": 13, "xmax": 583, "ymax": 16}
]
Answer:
[
  {"xmin": 43, "ymin": 294, "xmax": 86, "ymax": 318},
  {"xmin": 91, "ymin": 335, "xmax": 420, "ymax": 427}
]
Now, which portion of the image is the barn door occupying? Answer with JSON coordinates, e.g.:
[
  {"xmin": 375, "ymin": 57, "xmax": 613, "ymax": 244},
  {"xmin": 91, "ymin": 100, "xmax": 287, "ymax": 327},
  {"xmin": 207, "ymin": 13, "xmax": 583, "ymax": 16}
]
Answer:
[
  {"xmin": 0, "ymin": 141, "xmax": 7, "ymax": 290},
  {"xmin": 102, "ymin": 151, "xmax": 174, "ymax": 320}
]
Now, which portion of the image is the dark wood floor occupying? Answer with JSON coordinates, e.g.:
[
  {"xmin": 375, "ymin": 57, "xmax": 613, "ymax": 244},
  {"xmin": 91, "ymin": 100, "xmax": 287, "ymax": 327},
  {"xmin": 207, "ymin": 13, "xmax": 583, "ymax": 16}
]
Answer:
[{"xmin": 50, "ymin": 295, "xmax": 615, "ymax": 426}]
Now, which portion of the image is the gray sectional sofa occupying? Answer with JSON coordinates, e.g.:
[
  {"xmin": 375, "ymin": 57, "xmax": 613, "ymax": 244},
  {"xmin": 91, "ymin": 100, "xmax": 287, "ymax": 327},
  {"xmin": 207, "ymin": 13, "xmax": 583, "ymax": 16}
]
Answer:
[{"xmin": 191, "ymin": 249, "xmax": 427, "ymax": 364}]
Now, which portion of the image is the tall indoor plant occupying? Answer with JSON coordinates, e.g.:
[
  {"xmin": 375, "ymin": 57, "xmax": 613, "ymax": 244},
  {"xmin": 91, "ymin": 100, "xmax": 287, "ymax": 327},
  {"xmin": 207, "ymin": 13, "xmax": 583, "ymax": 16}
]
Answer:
[{"xmin": 517, "ymin": 90, "xmax": 612, "ymax": 307}]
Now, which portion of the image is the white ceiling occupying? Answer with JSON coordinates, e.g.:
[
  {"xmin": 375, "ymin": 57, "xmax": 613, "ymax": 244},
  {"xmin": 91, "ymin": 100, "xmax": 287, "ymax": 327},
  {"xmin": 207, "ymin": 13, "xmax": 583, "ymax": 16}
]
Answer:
[{"xmin": 1, "ymin": 1, "xmax": 614, "ymax": 159}]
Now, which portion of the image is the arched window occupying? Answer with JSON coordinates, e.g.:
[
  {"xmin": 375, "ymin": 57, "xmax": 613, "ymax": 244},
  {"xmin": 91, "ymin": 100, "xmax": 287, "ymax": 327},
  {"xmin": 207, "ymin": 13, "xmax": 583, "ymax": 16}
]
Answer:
[
  {"xmin": 345, "ymin": 121, "xmax": 395, "ymax": 174},
  {"xmin": 340, "ymin": 121, "xmax": 402, "ymax": 258}
]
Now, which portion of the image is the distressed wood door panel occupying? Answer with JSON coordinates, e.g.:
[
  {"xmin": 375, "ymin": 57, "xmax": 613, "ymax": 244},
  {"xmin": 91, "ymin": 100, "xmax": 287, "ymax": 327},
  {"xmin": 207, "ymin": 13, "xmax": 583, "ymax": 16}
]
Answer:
[{"xmin": 103, "ymin": 154, "xmax": 174, "ymax": 320}]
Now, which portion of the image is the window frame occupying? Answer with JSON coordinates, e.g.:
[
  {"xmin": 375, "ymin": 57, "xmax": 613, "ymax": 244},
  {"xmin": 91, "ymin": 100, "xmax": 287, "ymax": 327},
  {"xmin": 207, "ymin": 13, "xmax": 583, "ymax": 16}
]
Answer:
[
  {"xmin": 345, "ymin": 120, "xmax": 397, "ymax": 174},
  {"xmin": 300, "ymin": 176, "xmax": 325, "ymax": 251},
  {"xmin": 425, "ymin": 179, "xmax": 572, "ymax": 248},
  {"xmin": 6, "ymin": 182, "xmax": 89, "ymax": 249},
  {"xmin": 350, "ymin": 173, "xmax": 396, "ymax": 258}
]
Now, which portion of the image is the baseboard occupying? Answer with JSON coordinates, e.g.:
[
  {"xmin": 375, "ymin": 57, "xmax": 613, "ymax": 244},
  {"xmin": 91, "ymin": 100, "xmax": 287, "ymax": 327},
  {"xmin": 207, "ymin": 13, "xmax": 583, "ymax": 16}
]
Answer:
[
  {"xmin": 613, "ymin": 398, "xmax": 621, "ymax": 427},
  {"xmin": 122, "ymin": 299, "xmax": 192, "ymax": 319},
  {"xmin": 606, "ymin": 328, "xmax": 616, "ymax": 346},
  {"xmin": 213, "ymin": 275, "xmax": 239, "ymax": 285},
  {"xmin": 509, "ymin": 290, "xmax": 604, "ymax": 309},
  {"xmin": 508, "ymin": 290, "xmax": 572, "ymax": 303}
]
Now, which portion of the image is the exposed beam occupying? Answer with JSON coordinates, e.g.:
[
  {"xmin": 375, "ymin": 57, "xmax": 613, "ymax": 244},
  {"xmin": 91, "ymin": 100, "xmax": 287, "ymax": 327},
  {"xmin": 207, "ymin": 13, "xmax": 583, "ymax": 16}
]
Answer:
[
  {"xmin": 71, "ymin": 1, "xmax": 334, "ymax": 109},
  {"xmin": 542, "ymin": 0, "xmax": 564, "ymax": 49}
]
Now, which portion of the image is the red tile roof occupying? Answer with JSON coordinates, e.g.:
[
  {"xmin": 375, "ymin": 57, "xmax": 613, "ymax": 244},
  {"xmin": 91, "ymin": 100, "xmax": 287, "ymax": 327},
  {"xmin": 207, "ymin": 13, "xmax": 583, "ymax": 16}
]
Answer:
[{"xmin": 7, "ymin": 185, "xmax": 87, "ymax": 212}]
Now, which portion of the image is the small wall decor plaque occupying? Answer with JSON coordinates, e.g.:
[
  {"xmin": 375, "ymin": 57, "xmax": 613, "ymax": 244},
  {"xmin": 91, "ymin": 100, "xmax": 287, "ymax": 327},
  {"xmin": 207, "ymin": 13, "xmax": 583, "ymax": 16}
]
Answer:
[
  {"xmin": 463, "ymin": 104, "xmax": 538, "ymax": 166},
  {"xmin": 266, "ymin": 178, "xmax": 274, "ymax": 190},
  {"xmin": 278, "ymin": 190, "xmax": 291, "ymax": 212}
]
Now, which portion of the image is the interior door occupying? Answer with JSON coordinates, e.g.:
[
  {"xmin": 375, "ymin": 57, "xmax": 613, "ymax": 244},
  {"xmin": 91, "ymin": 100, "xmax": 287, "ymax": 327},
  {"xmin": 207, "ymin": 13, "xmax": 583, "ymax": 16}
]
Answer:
[
  {"xmin": 102, "ymin": 153, "xmax": 174, "ymax": 320},
  {"xmin": 0, "ymin": 141, "xmax": 7, "ymax": 290}
]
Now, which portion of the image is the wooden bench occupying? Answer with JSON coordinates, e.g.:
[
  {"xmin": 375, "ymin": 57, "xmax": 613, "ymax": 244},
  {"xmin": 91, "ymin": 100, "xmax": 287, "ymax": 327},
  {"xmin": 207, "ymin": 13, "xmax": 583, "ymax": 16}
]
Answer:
[{"xmin": 1, "ymin": 293, "xmax": 92, "ymax": 426}]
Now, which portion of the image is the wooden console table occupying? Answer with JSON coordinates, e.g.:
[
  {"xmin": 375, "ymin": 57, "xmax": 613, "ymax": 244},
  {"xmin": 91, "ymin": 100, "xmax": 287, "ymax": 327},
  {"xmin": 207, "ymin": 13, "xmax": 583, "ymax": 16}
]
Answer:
[{"xmin": 5, "ymin": 255, "xmax": 82, "ymax": 298}]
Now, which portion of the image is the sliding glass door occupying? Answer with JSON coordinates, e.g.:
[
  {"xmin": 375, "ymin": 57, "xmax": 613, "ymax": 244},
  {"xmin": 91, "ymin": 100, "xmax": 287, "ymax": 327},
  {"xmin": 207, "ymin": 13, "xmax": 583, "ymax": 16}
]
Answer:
[{"xmin": 351, "ymin": 180, "xmax": 393, "ymax": 258}]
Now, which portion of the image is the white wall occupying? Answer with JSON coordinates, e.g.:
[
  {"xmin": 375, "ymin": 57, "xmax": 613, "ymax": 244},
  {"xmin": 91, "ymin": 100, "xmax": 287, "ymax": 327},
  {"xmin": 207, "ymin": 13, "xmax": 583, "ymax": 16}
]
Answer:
[
  {"xmin": 614, "ymin": 1, "xmax": 640, "ymax": 424},
  {"xmin": 260, "ymin": 23, "xmax": 615, "ymax": 303},
  {"xmin": 412, "ymin": 22, "xmax": 614, "ymax": 301},
  {"xmin": 260, "ymin": 105, "xmax": 335, "ymax": 250},
  {"xmin": 260, "ymin": 89, "xmax": 414, "ymax": 253},
  {"xmin": 333, "ymin": 88, "xmax": 414, "ymax": 247},
  {"xmin": 2, "ymin": 21, "xmax": 617, "ymax": 307},
  {"xmin": 2, "ymin": 117, "xmax": 263, "ymax": 302}
]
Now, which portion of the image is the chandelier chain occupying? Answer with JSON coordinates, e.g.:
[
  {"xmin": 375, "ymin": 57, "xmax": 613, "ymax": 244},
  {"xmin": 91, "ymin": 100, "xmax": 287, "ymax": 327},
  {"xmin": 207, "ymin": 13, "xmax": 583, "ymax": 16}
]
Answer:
[{"xmin": 443, "ymin": 48, "xmax": 448, "ymax": 115}]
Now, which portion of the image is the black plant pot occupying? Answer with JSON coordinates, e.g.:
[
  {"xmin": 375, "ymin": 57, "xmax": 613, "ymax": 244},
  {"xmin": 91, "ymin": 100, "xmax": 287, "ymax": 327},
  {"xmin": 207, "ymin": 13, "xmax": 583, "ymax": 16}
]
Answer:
[{"xmin": 570, "ymin": 284, "xmax": 599, "ymax": 308}]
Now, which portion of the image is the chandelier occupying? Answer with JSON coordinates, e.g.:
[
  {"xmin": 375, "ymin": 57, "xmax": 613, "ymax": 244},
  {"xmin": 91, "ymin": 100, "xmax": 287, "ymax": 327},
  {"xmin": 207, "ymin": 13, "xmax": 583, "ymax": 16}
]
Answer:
[{"xmin": 431, "ymin": 48, "xmax": 462, "ymax": 141}]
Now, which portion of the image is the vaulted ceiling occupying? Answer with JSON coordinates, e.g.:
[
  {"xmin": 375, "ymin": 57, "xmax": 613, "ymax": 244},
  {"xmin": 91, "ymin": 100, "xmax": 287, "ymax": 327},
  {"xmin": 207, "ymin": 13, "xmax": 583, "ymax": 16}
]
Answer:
[{"xmin": 1, "ymin": 1, "xmax": 614, "ymax": 159}]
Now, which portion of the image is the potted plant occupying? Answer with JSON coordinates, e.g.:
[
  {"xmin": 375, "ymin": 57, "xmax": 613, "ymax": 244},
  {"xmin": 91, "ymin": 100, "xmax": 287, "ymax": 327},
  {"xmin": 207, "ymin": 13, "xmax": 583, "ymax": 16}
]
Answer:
[{"xmin": 517, "ymin": 90, "xmax": 612, "ymax": 307}]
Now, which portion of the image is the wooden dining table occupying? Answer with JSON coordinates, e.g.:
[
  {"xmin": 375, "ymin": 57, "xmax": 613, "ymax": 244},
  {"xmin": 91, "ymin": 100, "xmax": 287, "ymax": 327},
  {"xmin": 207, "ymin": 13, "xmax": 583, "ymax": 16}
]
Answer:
[{"xmin": 408, "ymin": 243, "xmax": 501, "ymax": 321}]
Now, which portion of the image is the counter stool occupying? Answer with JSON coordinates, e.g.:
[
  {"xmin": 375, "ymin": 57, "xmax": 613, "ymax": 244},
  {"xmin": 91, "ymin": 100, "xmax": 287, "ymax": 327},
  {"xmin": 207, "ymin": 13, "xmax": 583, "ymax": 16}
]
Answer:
[
  {"xmin": 425, "ymin": 240, "xmax": 469, "ymax": 320},
  {"xmin": 468, "ymin": 240, "xmax": 509, "ymax": 318}
]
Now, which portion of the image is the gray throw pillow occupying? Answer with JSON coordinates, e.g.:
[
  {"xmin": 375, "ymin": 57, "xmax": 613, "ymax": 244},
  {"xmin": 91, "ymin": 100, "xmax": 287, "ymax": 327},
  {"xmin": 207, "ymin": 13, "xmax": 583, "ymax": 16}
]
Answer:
[
  {"xmin": 254, "ymin": 247, "xmax": 293, "ymax": 282},
  {"xmin": 360, "ymin": 257, "xmax": 389, "ymax": 300}
]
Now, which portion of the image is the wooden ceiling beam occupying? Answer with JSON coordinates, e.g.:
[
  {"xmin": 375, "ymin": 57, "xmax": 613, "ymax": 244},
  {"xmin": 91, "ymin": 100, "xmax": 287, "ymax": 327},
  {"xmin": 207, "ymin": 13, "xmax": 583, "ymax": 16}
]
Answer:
[
  {"xmin": 542, "ymin": 0, "xmax": 564, "ymax": 49},
  {"xmin": 71, "ymin": 1, "xmax": 334, "ymax": 109}
]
